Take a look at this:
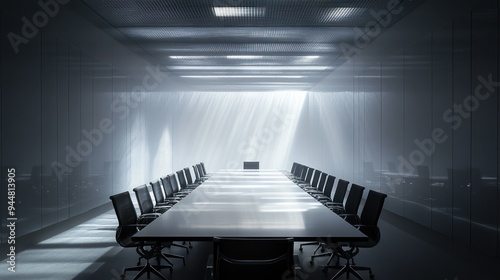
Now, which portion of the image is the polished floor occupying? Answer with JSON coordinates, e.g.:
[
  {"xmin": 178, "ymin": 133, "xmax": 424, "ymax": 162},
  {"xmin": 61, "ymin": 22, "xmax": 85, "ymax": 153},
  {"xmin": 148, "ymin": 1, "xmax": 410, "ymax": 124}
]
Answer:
[{"xmin": 0, "ymin": 205, "xmax": 499, "ymax": 280}]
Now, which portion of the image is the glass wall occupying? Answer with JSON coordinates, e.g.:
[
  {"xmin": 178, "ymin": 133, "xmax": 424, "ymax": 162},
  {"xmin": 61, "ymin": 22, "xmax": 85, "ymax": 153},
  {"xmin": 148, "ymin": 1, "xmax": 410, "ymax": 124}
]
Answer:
[{"xmin": 309, "ymin": 0, "xmax": 499, "ymax": 257}]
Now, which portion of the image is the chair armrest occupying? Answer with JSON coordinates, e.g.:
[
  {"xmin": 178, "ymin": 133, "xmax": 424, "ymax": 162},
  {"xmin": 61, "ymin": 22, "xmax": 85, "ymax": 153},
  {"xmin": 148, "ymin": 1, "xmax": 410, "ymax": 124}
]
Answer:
[
  {"xmin": 138, "ymin": 213, "xmax": 160, "ymax": 224},
  {"xmin": 339, "ymin": 214, "xmax": 360, "ymax": 225},
  {"xmin": 119, "ymin": 224, "xmax": 149, "ymax": 230}
]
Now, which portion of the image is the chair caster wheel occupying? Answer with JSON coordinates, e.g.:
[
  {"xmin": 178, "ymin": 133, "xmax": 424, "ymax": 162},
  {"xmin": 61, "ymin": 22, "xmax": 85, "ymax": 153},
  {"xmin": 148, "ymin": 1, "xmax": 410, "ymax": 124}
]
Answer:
[
  {"xmin": 309, "ymin": 260, "xmax": 314, "ymax": 265},
  {"xmin": 299, "ymin": 247, "xmax": 303, "ymax": 251},
  {"xmin": 320, "ymin": 248, "xmax": 325, "ymax": 253}
]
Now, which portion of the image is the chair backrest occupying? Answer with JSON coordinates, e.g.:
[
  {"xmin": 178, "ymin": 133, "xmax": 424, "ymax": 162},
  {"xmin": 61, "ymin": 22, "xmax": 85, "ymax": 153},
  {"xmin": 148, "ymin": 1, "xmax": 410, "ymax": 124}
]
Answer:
[
  {"xmin": 109, "ymin": 192, "xmax": 139, "ymax": 247},
  {"xmin": 243, "ymin": 161, "xmax": 259, "ymax": 169},
  {"xmin": 293, "ymin": 164, "xmax": 303, "ymax": 178},
  {"xmin": 193, "ymin": 165, "xmax": 200, "ymax": 180},
  {"xmin": 176, "ymin": 170, "xmax": 188, "ymax": 189},
  {"xmin": 356, "ymin": 190, "xmax": 387, "ymax": 248},
  {"xmin": 168, "ymin": 173, "xmax": 181, "ymax": 193},
  {"xmin": 360, "ymin": 190, "xmax": 387, "ymax": 226},
  {"xmin": 303, "ymin": 167, "xmax": 313, "ymax": 182},
  {"xmin": 290, "ymin": 162, "xmax": 297, "ymax": 174},
  {"xmin": 322, "ymin": 175, "xmax": 336, "ymax": 198},
  {"xmin": 197, "ymin": 164, "xmax": 205, "ymax": 177},
  {"xmin": 332, "ymin": 179, "xmax": 349, "ymax": 204},
  {"xmin": 110, "ymin": 191, "xmax": 138, "ymax": 227},
  {"xmin": 344, "ymin": 184, "xmax": 365, "ymax": 215},
  {"xmin": 184, "ymin": 167, "xmax": 194, "ymax": 184},
  {"xmin": 212, "ymin": 237, "xmax": 295, "ymax": 280},
  {"xmin": 161, "ymin": 176, "xmax": 175, "ymax": 198},
  {"xmin": 200, "ymin": 162, "xmax": 207, "ymax": 175},
  {"xmin": 133, "ymin": 184, "xmax": 155, "ymax": 214},
  {"xmin": 317, "ymin": 172, "xmax": 328, "ymax": 192},
  {"xmin": 150, "ymin": 179, "xmax": 166, "ymax": 205},
  {"xmin": 310, "ymin": 170, "xmax": 321, "ymax": 189}
]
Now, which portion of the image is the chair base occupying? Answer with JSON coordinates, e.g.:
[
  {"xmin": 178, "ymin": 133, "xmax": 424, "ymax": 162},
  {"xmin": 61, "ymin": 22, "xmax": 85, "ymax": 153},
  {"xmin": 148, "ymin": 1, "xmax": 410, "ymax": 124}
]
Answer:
[
  {"xmin": 324, "ymin": 263, "xmax": 374, "ymax": 280},
  {"xmin": 122, "ymin": 262, "xmax": 170, "ymax": 280},
  {"xmin": 162, "ymin": 251, "xmax": 186, "ymax": 266}
]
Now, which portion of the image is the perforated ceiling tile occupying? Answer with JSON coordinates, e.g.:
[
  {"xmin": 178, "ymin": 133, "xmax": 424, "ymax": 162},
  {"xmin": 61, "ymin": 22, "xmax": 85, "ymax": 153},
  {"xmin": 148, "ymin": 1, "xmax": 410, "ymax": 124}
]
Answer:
[{"xmin": 78, "ymin": 0, "xmax": 424, "ymax": 91}]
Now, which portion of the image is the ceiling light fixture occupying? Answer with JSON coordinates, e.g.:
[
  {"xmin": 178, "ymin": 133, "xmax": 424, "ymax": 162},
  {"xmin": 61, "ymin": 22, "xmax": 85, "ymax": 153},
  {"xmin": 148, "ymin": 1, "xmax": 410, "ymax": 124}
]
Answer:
[
  {"xmin": 321, "ymin": 7, "xmax": 362, "ymax": 22},
  {"xmin": 170, "ymin": 66, "xmax": 330, "ymax": 71},
  {"xmin": 213, "ymin": 7, "xmax": 266, "ymax": 17},
  {"xmin": 181, "ymin": 75, "xmax": 304, "ymax": 79},
  {"xmin": 226, "ymin": 55, "xmax": 264, "ymax": 59}
]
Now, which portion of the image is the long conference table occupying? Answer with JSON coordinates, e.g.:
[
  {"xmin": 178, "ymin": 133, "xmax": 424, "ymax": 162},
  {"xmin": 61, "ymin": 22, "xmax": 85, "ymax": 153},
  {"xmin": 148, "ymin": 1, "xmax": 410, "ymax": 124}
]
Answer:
[{"xmin": 132, "ymin": 169, "xmax": 367, "ymax": 243}]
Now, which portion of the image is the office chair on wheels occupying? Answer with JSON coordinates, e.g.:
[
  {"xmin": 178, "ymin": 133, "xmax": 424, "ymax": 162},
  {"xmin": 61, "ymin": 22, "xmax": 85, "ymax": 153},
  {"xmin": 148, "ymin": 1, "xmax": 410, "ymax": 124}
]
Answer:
[
  {"xmin": 208, "ymin": 237, "xmax": 296, "ymax": 280},
  {"xmin": 109, "ymin": 192, "xmax": 171, "ymax": 280},
  {"xmin": 324, "ymin": 190, "xmax": 387, "ymax": 280}
]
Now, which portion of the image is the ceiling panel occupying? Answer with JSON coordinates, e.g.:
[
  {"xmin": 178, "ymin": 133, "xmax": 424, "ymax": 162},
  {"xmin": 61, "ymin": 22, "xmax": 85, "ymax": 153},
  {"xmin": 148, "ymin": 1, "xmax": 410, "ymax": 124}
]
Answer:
[{"xmin": 77, "ymin": 0, "xmax": 425, "ymax": 91}]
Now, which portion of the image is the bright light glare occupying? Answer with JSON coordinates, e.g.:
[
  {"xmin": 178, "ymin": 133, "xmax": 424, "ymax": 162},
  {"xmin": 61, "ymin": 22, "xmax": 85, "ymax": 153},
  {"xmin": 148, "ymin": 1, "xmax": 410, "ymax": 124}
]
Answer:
[
  {"xmin": 170, "ymin": 56, "xmax": 213, "ymax": 59},
  {"xmin": 213, "ymin": 7, "xmax": 266, "ymax": 17},
  {"xmin": 181, "ymin": 75, "xmax": 304, "ymax": 79},
  {"xmin": 322, "ymin": 7, "xmax": 363, "ymax": 22},
  {"xmin": 227, "ymin": 55, "xmax": 264, "ymax": 59},
  {"xmin": 170, "ymin": 66, "xmax": 330, "ymax": 71}
]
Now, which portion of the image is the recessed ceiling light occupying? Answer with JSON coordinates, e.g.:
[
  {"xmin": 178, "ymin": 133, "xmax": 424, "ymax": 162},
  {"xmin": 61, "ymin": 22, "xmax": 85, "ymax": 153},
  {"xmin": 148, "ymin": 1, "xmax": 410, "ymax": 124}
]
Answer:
[
  {"xmin": 181, "ymin": 75, "xmax": 304, "ymax": 79},
  {"xmin": 170, "ymin": 66, "xmax": 330, "ymax": 71},
  {"xmin": 213, "ymin": 7, "xmax": 266, "ymax": 17},
  {"xmin": 226, "ymin": 55, "xmax": 264, "ymax": 59},
  {"xmin": 170, "ymin": 56, "xmax": 214, "ymax": 59},
  {"xmin": 321, "ymin": 7, "xmax": 363, "ymax": 22}
]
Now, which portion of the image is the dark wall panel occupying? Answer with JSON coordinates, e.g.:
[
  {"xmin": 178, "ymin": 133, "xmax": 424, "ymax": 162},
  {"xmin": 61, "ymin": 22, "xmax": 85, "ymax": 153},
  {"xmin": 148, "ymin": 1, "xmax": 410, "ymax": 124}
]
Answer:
[
  {"xmin": 403, "ymin": 34, "xmax": 432, "ymax": 227},
  {"xmin": 41, "ymin": 32, "xmax": 58, "ymax": 228},
  {"xmin": 90, "ymin": 61, "xmax": 113, "ymax": 210},
  {"xmin": 1, "ymin": 37, "xmax": 42, "ymax": 237},
  {"xmin": 112, "ymin": 70, "xmax": 129, "ymax": 195},
  {"xmin": 470, "ymin": 11, "xmax": 498, "ymax": 256},
  {"xmin": 451, "ymin": 15, "xmax": 472, "ymax": 245},
  {"xmin": 431, "ymin": 23, "xmax": 453, "ymax": 237},
  {"xmin": 57, "ymin": 40, "xmax": 70, "ymax": 221},
  {"xmin": 72, "ymin": 51, "xmax": 94, "ymax": 217},
  {"xmin": 68, "ymin": 45, "xmax": 82, "ymax": 219},
  {"xmin": 381, "ymin": 52, "xmax": 405, "ymax": 214},
  {"xmin": 363, "ymin": 64, "xmax": 382, "ymax": 192}
]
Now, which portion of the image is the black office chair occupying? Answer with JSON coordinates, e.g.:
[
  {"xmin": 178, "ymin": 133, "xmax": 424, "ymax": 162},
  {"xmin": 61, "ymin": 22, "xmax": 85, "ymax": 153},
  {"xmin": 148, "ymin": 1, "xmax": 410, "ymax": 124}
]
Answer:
[
  {"xmin": 184, "ymin": 167, "xmax": 201, "ymax": 187},
  {"xmin": 168, "ymin": 174, "xmax": 190, "ymax": 198},
  {"xmin": 109, "ymin": 192, "xmax": 171, "ymax": 280},
  {"xmin": 160, "ymin": 176, "xmax": 181, "ymax": 202},
  {"xmin": 301, "ymin": 169, "xmax": 322, "ymax": 190},
  {"xmin": 323, "ymin": 179, "xmax": 350, "ymax": 209},
  {"xmin": 286, "ymin": 163, "xmax": 301, "ymax": 180},
  {"xmin": 329, "ymin": 183, "xmax": 365, "ymax": 214},
  {"xmin": 243, "ymin": 161, "xmax": 260, "ymax": 169},
  {"xmin": 324, "ymin": 190, "xmax": 387, "ymax": 280},
  {"xmin": 197, "ymin": 163, "xmax": 210, "ymax": 179},
  {"xmin": 311, "ymin": 175, "xmax": 336, "ymax": 202},
  {"xmin": 294, "ymin": 166, "xmax": 313, "ymax": 185},
  {"xmin": 133, "ymin": 184, "xmax": 170, "ymax": 214},
  {"xmin": 193, "ymin": 164, "xmax": 208, "ymax": 183},
  {"xmin": 176, "ymin": 170, "xmax": 198, "ymax": 191},
  {"xmin": 209, "ymin": 237, "xmax": 296, "ymax": 280},
  {"xmin": 200, "ymin": 162, "xmax": 211, "ymax": 176},
  {"xmin": 310, "ymin": 184, "xmax": 365, "ymax": 263},
  {"xmin": 150, "ymin": 180, "xmax": 177, "ymax": 207}
]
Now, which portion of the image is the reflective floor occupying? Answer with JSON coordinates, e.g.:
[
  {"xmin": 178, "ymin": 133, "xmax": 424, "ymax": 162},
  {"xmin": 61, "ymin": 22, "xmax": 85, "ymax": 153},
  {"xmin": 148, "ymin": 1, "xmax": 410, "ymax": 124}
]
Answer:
[{"xmin": 0, "ymin": 208, "xmax": 499, "ymax": 280}]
